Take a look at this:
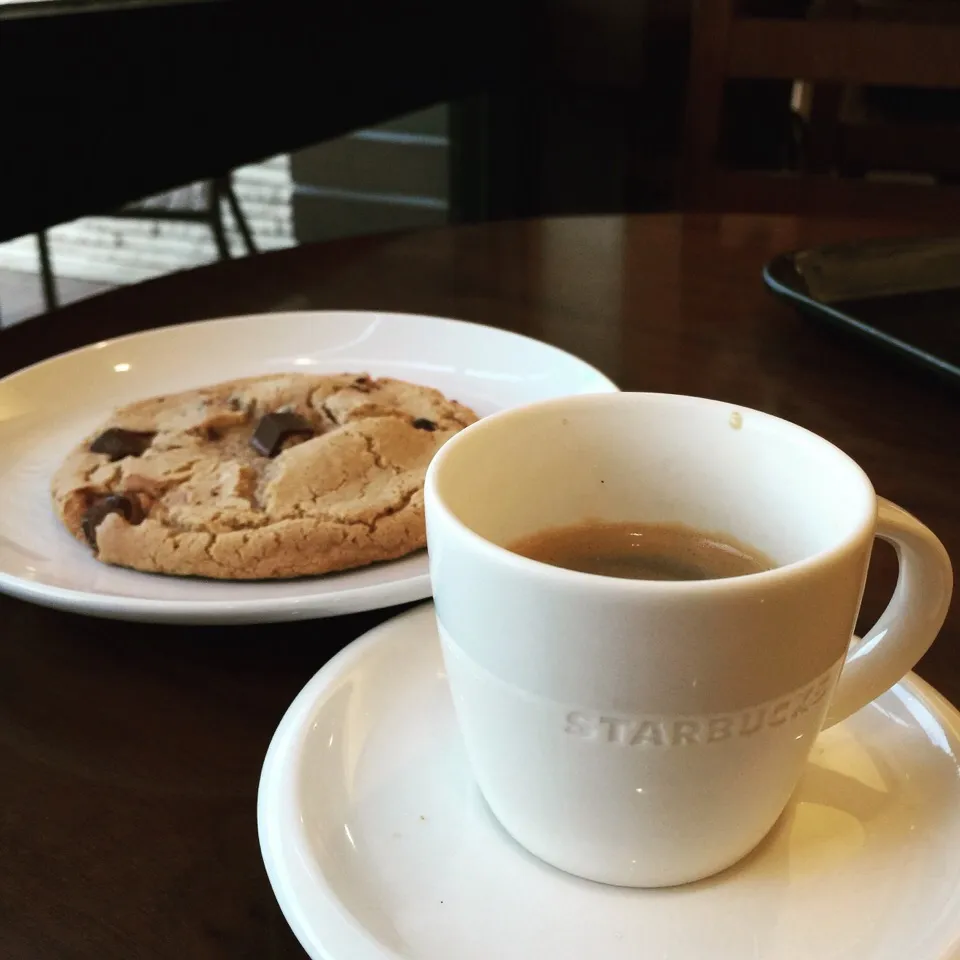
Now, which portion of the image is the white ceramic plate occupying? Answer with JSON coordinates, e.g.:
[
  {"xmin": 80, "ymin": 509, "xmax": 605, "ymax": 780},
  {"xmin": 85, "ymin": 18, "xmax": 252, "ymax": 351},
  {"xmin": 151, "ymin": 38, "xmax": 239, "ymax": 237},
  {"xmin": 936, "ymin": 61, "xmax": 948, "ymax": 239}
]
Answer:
[
  {"xmin": 0, "ymin": 311, "xmax": 616, "ymax": 623},
  {"xmin": 259, "ymin": 603, "xmax": 960, "ymax": 960}
]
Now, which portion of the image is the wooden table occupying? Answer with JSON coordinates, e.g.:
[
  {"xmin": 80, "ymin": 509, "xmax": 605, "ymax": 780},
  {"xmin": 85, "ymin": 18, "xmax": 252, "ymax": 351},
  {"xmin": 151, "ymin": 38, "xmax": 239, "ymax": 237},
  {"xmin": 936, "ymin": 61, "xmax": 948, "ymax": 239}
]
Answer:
[{"xmin": 1, "ymin": 214, "xmax": 957, "ymax": 959}]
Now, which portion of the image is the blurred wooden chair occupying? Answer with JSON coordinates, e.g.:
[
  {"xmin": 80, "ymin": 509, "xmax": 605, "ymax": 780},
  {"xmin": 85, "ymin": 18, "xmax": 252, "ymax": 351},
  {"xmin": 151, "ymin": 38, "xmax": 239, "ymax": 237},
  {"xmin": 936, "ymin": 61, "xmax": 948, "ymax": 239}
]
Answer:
[{"xmin": 681, "ymin": 0, "xmax": 960, "ymax": 220}]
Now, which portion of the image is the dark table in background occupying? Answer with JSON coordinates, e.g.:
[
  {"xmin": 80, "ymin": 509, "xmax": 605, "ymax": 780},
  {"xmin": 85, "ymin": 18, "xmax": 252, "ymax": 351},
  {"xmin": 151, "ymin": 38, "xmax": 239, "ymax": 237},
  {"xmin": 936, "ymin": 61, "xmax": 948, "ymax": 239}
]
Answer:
[
  {"xmin": 0, "ymin": 0, "xmax": 705, "ymax": 239},
  {"xmin": 0, "ymin": 0, "xmax": 541, "ymax": 240},
  {"xmin": 1, "ymin": 214, "xmax": 957, "ymax": 958}
]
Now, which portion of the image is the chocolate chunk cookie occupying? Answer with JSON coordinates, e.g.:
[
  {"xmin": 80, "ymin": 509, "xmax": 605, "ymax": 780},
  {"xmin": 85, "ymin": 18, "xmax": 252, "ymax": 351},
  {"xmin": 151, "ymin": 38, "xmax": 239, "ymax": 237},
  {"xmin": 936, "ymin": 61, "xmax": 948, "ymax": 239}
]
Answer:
[{"xmin": 51, "ymin": 373, "xmax": 477, "ymax": 579}]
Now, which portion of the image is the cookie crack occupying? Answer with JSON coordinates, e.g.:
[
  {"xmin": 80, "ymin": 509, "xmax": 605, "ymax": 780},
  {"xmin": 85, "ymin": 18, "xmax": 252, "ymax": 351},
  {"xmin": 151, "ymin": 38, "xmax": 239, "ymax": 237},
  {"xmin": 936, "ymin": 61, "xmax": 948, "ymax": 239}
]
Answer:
[
  {"xmin": 199, "ymin": 533, "xmax": 225, "ymax": 569},
  {"xmin": 356, "ymin": 429, "xmax": 399, "ymax": 474},
  {"xmin": 270, "ymin": 484, "xmax": 415, "ymax": 532},
  {"xmin": 277, "ymin": 501, "xmax": 363, "ymax": 526},
  {"xmin": 367, "ymin": 487, "xmax": 418, "ymax": 534},
  {"xmin": 262, "ymin": 462, "xmax": 360, "ymax": 524},
  {"xmin": 318, "ymin": 399, "xmax": 340, "ymax": 427},
  {"xmin": 199, "ymin": 509, "xmax": 270, "ymax": 532},
  {"xmin": 79, "ymin": 461, "xmax": 121, "ymax": 488}
]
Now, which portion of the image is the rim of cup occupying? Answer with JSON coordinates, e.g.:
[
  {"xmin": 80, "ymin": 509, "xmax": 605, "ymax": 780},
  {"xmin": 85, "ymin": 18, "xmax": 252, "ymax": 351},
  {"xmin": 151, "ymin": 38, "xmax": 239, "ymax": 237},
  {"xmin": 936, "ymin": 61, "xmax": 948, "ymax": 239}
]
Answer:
[{"xmin": 425, "ymin": 392, "xmax": 877, "ymax": 594}]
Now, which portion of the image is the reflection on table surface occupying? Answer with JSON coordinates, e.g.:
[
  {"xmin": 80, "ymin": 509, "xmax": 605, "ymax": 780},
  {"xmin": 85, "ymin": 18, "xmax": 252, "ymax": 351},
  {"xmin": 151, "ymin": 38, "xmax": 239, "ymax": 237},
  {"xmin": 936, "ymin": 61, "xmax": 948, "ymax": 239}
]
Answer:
[{"xmin": 0, "ymin": 0, "xmax": 217, "ymax": 14}]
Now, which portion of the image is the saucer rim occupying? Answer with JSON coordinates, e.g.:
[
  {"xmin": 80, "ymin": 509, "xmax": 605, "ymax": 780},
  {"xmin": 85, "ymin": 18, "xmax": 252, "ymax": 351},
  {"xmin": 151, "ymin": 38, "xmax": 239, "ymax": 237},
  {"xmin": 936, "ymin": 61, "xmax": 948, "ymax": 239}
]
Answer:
[{"xmin": 257, "ymin": 603, "xmax": 960, "ymax": 960}]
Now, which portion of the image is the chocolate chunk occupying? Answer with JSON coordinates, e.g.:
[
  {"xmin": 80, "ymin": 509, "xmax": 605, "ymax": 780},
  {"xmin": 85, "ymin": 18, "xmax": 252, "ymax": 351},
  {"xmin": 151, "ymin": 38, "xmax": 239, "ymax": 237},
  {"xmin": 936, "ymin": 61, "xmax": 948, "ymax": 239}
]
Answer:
[
  {"xmin": 353, "ymin": 375, "xmax": 376, "ymax": 393},
  {"xmin": 250, "ymin": 411, "xmax": 315, "ymax": 457},
  {"xmin": 412, "ymin": 418, "xmax": 437, "ymax": 431},
  {"xmin": 81, "ymin": 495, "xmax": 145, "ymax": 546},
  {"xmin": 89, "ymin": 428, "xmax": 155, "ymax": 461}
]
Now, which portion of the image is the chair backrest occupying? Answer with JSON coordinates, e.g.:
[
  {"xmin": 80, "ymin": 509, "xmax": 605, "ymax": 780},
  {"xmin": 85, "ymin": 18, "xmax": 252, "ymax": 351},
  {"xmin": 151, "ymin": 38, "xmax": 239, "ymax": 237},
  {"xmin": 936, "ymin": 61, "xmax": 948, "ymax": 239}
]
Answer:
[{"xmin": 681, "ymin": 0, "xmax": 960, "ymax": 220}]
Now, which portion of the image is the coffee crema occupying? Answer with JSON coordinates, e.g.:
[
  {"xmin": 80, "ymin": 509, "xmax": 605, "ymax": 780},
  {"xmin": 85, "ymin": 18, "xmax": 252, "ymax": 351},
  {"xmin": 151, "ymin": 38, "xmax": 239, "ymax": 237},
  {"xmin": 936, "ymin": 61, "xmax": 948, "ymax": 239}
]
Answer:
[{"xmin": 507, "ymin": 520, "xmax": 775, "ymax": 581}]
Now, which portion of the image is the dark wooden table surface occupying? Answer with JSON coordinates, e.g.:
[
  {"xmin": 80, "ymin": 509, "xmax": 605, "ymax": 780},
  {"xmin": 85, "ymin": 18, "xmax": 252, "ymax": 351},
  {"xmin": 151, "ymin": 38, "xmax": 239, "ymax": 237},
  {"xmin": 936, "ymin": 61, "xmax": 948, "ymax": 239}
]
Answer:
[{"xmin": 1, "ymin": 214, "xmax": 957, "ymax": 959}]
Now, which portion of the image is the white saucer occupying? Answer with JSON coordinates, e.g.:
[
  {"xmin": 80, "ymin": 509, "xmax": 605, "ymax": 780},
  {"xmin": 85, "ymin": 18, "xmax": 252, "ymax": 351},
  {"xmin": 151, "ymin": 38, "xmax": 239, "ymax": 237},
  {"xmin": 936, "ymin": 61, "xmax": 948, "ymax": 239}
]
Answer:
[
  {"xmin": 259, "ymin": 603, "xmax": 960, "ymax": 960},
  {"xmin": 0, "ymin": 311, "xmax": 615, "ymax": 623}
]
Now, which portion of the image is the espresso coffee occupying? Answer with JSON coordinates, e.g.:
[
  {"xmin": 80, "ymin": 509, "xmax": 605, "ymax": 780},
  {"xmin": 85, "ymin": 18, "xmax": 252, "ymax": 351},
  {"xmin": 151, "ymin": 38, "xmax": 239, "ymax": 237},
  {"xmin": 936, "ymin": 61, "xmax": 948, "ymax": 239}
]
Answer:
[{"xmin": 508, "ymin": 520, "xmax": 775, "ymax": 581}]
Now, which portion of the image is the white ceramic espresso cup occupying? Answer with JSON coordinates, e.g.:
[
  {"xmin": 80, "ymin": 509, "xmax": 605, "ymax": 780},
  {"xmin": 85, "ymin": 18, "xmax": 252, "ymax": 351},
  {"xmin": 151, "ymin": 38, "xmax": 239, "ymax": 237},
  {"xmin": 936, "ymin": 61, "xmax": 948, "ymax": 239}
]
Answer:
[{"xmin": 424, "ymin": 393, "xmax": 953, "ymax": 888}]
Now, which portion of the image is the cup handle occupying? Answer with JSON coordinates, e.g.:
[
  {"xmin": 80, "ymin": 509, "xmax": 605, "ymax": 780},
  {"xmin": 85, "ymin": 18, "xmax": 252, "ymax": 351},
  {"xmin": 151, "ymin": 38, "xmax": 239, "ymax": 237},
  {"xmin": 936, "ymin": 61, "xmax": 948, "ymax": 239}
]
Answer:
[{"xmin": 823, "ymin": 497, "xmax": 953, "ymax": 729}]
